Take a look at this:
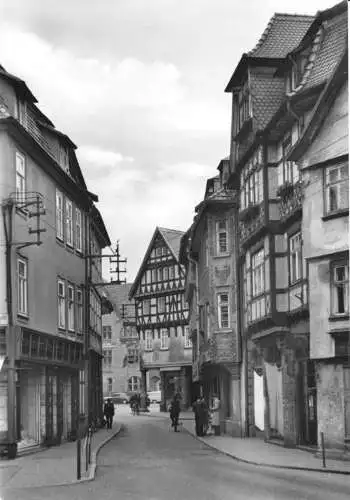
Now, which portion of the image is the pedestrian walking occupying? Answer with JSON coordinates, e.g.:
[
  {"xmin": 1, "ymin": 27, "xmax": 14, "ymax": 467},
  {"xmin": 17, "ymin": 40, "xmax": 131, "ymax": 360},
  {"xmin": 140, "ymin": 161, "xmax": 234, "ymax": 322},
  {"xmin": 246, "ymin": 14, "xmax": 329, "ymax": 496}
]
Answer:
[
  {"xmin": 169, "ymin": 393, "xmax": 181, "ymax": 432},
  {"xmin": 193, "ymin": 396, "xmax": 209, "ymax": 436},
  {"xmin": 103, "ymin": 398, "xmax": 115, "ymax": 429}
]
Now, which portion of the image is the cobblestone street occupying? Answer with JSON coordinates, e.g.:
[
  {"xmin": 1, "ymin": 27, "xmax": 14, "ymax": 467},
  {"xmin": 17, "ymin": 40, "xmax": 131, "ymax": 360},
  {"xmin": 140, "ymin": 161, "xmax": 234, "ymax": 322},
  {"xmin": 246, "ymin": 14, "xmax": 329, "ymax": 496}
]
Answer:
[{"xmin": 1, "ymin": 414, "xmax": 349, "ymax": 500}]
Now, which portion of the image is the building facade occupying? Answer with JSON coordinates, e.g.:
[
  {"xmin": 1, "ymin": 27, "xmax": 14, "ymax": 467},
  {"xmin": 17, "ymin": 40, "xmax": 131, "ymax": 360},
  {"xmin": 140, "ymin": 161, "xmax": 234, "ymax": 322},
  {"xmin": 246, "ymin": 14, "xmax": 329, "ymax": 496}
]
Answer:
[
  {"xmin": 289, "ymin": 45, "xmax": 349, "ymax": 451},
  {"xmin": 129, "ymin": 227, "xmax": 192, "ymax": 410},
  {"xmin": 0, "ymin": 64, "xmax": 110, "ymax": 457},
  {"xmin": 180, "ymin": 159, "xmax": 242, "ymax": 435},
  {"xmin": 101, "ymin": 284, "xmax": 140, "ymax": 398}
]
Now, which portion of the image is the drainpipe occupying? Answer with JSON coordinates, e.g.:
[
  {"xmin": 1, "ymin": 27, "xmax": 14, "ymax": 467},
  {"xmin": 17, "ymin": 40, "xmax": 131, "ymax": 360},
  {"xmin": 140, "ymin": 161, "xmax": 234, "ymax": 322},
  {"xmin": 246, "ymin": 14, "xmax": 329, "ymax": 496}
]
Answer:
[
  {"xmin": 188, "ymin": 253, "xmax": 200, "ymax": 392},
  {"xmin": 2, "ymin": 201, "xmax": 17, "ymax": 458},
  {"xmin": 84, "ymin": 208, "xmax": 91, "ymax": 430}
]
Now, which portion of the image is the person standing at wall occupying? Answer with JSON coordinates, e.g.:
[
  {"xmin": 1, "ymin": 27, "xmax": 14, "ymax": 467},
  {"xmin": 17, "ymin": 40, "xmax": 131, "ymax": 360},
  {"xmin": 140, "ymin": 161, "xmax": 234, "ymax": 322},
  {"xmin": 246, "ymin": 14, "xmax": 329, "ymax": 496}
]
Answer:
[{"xmin": 211, "ymin": 394, "xmax": 221, "ymax": 436}]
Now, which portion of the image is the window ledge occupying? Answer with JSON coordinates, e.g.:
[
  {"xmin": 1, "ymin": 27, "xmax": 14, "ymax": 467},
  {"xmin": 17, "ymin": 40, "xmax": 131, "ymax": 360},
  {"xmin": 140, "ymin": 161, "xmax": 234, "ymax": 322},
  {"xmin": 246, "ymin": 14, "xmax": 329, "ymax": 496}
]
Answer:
[
  {"xmin": 184, "ymin": 346, "xmax": 192, "ymax": 349},
  {"xmin": 213, "ymin": 253, "xmax": 230, "ymax": 259},
  {"xmin": 17, "ymin": 312, "xmax": 29, "ymax": 320},
  {"xmin": 160, "ymin": 347, "xmax": 169, "ymax": 351},
  {"xmin": 329, "ymin": 314, "xmax": 349, "ymax": 322},
  {"xmin": 322, "ymin": 209, "xmax": 349, "ymax": 222}
]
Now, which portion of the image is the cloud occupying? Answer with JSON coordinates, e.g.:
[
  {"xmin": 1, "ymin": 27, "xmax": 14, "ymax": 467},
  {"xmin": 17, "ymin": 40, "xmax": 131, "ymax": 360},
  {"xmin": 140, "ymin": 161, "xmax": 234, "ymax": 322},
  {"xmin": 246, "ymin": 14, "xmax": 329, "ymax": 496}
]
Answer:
[{"xmin": 78, "ymin": 146, "xmax": 134, "ymax": 166}]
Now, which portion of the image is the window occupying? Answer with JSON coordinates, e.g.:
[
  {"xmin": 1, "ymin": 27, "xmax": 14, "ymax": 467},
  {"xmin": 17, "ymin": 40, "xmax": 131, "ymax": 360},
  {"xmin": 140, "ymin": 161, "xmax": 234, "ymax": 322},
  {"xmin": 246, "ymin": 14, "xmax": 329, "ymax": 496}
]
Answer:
[
  {"xmin": 216, "ymin": 220, "xmax": 228, "ymax": 255},
  {"xmin": 240, "ymin": 148, "xmax": 264, "ymax": 210},
  {"xmin": 150, "ymin": 376, "xmax": 160, "ymax": 392},
  {"xmin": 127, "ymin": 348, "xmax": 138, "ymax": 363},
  {"xmin": 158, "ymin": 296, "xmax": 166, "ymax": 313},
  {"xmin": 163, "ymin": 267, "xmax": 169, "ymax": 281},
  {"xmin": 128, "ymin": 376, "xmax": 139, "ymax": 392},
  {"xmin": 57, "ymin": 279, "xmax": 65, "ymax": 329},
  {"xmin": 325, "ymin": 164, "xmax": 349, "ymax": 214},
  {"xmin": 289, "ymin": 233, "xmax": 302, "ymax": 284},
  {"xmin": 169, "ymin": 266, "xmax": 174, "ymax": 279},
  {"xmin": 79, "ymin": 370, "xmax": 85, "ymax": 415},
  {"xmin": 107, "ymin": 377, "xmax": 113, "ymax": 394},
  {"xmin": 59, "ymin": 145, "xmax": 69, "ymax": 173},
  {"xmin": 156, "ymin": 247, "xmax": 162, "ymax": 257},
  {"xmin": 157, "ymin": 268, "xmax": 163, "ymax": 281},
  {"xmin": 76, "ymin": 288, "xmax": 83, "ymax": 335},
  {"xmin": 67, "ymin": 285, "xmax": 74, "ymax": 331},
  {"xmin": 238, "ymin": 83, "xmax": 251, "ymax": 129},
  {"xmin": 76, "ymin": 208, "xmax": 82, "ymax": 252},
  {"xmin": 331, "ymin": 263, "xmax": 349, "ymax": 315},
  {"xmin": 145, "ymin": 330, "xmax": 153, "ymax": 350},
  {"xmin": 279, "ymin": 135, "xmax": 300, "ymax": 186},
  {"xmin": 252, "ymin": 249, "xmax": 265, "ymax": 297},
  {"xmin": 56, "ymin": 190, "xmax": 64, "ymax": 240},
  {"xmin": 17, "ymin": 258, "xmax": 28, "ymax": 315},
  {"xmin": 143, "ymin": 299, "xmax": 151, "ymax": 315},
  {"xmin": 103, "ymin": 349, "xmax": 112, "ymax": 367},
  {"xmin": 160, "ymin": 328, "xmax": 169, "ymax": 349},
  {"xmin": 218, "ymin": 293, "xmax": 230, "ymax": 329},
  {"xmin": 184, "ymin": 326, "xmax": 192, "ymax": 348},
  {"xmin": 151, "ymin": 268, "xmax": 157, "ymax": 282},
  {"xmin": 103, "ymin": 325, "xmax": 112, "ymax": 342},
  {"xmin": 65, "ymin": 199, "xmax": 73, "ymax": 246},
  {"xmin": 206, "ymin": 303, "xmax": 211, "ymax": 338},
  {"xmin": 16, "ymin": 152, "xmax": 26, "ymax": 203}
]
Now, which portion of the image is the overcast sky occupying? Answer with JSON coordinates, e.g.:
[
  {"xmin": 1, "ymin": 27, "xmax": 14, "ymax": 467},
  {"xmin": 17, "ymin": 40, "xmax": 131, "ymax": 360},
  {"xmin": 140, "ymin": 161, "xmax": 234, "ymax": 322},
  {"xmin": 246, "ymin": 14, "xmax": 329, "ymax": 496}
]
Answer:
[{"xmin": 0, "ymin": 0, "xmax": 337, "ymax": 280}]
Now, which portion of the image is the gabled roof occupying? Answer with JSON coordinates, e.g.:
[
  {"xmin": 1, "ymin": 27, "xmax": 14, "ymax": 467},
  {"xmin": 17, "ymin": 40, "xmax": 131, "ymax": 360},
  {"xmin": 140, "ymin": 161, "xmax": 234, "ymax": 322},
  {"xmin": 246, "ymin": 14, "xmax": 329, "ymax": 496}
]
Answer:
[
  {"xmin": 0, "ymin": 65, "xmax": 37, "ymax": 103},
  {"xmin": 225, "ymin": 14, "xmax": 314, "ymax": 91},
  {"xmin": 129, "ymin": 226, "xmax": 185, "ymax": 299}
]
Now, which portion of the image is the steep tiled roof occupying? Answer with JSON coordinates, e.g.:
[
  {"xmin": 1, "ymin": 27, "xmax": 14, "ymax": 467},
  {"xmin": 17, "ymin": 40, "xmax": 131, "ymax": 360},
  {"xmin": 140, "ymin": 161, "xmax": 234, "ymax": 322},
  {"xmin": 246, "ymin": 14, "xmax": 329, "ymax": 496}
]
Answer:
[
  {"xmin": 251, "ymin": 74, "xmax": 286, "ymax": 131},
  {"xmin": 287, "ymin": 2, "xmax": 347, "ymax": 96},
  {"xmin": 158, "ymin": 227, "xmax": 184, "ymax": 261},
  {"xmin": 248, "ymin": 14, "xmax": 314, "ymax": 58}
]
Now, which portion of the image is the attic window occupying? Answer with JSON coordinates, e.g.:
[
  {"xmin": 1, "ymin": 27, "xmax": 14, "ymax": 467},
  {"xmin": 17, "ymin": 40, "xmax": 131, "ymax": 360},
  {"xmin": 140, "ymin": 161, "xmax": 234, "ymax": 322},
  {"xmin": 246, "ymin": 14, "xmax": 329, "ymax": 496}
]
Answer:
[
  {"xmin": 238, "ymin": 82, "xmax": 251, "ymax": 130},
  {"xmin": 59, "ymin": 145, "xmax": 70, "ymax": 174},
  {"xmin": 288, "ymin": 50, "xmax": 310, "ymax": 92}
]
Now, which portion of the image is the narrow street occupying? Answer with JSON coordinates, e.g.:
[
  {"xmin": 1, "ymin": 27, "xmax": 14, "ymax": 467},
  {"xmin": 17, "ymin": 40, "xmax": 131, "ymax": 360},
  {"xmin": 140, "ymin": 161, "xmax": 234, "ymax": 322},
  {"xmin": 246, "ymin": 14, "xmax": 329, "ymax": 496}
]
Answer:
[{"xmin": 1, "ymin": 415, "xmax": 349, "ymax": 500}]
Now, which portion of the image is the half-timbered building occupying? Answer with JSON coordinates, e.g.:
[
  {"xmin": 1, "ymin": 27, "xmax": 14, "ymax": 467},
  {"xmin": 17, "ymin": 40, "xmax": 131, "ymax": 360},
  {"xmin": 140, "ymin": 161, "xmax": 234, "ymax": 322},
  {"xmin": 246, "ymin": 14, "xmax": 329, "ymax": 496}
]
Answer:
[{"xmin": 129, "ymin": 227, "xmax": 192, "ymax": 410}]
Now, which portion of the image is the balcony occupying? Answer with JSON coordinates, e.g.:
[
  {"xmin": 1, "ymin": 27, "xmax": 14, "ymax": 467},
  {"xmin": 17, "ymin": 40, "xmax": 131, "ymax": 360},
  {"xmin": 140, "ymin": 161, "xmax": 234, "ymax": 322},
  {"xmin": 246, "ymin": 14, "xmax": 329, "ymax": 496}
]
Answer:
[
  {"xmin": 278, "ymin": 181, "xmax": 303, "ymax": 221},
  {"xmin": 238, "ymin": 203, "xmax": 265, "ymax": 248}
]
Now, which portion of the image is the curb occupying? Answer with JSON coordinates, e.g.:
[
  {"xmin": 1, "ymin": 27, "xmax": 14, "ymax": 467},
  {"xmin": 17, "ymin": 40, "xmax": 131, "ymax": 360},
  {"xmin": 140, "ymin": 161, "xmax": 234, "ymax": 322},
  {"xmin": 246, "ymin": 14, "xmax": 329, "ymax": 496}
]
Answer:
[
  {"xmin": 1, "ymin": 424, "xmax": 124, "ymax": 490},
  {"xmin": 181, "ymin": 427, "xmax": 350, "ymax": 476}
]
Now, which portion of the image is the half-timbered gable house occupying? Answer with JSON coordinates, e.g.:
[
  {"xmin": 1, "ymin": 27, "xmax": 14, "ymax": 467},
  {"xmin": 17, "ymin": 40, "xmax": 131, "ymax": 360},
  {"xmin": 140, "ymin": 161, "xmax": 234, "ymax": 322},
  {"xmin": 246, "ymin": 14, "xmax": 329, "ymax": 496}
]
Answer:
[{"xmin": 129, "ymin": 227, "xmax": 192, "ymax": 410}]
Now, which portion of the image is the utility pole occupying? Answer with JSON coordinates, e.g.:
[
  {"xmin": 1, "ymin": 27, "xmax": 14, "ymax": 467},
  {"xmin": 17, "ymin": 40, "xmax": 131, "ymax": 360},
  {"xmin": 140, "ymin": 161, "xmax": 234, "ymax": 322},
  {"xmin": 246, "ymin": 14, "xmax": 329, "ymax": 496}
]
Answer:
[{"xmin": 1, "ymin": 193, "xmax": 46, "ymax": 458}]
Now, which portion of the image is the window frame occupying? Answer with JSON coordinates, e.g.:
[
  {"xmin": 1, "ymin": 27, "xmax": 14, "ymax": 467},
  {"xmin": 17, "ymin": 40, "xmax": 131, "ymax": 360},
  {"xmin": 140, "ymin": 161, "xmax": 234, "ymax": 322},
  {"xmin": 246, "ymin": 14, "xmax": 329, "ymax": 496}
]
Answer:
[
  {"xmin": 145, "ymin": 330, "xmax": 153, "ymax": 351},
  {"xmin": 160, "ymin": 328, "xmax": 169, "ymax": 350},
  {"xmin": 76, "ymin": 208, "xmax": 82, "ymax": 253},
  {"xmin": 56, "ymin": 190, "xmax": 64, "ymax": 241},
  {"xmin": 17, "ymin": 257, "xmax": 28, "ymax": 316},
  {"xmin": 216, "ymin": 219, "xmax": 228, "ymax": 255},
  {"xmin": 57, "ymin": 279, "xmax": 66, "ymax": 330},
  {"xmin": 324, "ymin": 163, "xmax": 349, "ymax": 215},
  {"xmin": 79, "ymin": 369, "xmax": 85, "ymax": 415},
  {"xmin": 65, "ymin": 199, "xmax": 73, "ymax": 247},
  {"xmin": 217, "ymin": 293, "xmax": 230, "ymax": 329},
  {"xmin": 252, "ymin": 248, "xmax": 265, "ymax": 297},
  {"xmin": 331, "ymin": 261, "xmax": 349, "ymax": 317},
  {"xmin": 15, "ymin": 151, "xmax": 26, "ymax": 205},
  {"xmin": 67, "ymin": 284, "xmax": 75, "ymax": 332},
  {"xmin": 289, "ymin": 232, "xmax": 303, "ymax": 285},
  {"xmin": 76, "ymin": 287, "xmax": 83, "ymax": 336}
]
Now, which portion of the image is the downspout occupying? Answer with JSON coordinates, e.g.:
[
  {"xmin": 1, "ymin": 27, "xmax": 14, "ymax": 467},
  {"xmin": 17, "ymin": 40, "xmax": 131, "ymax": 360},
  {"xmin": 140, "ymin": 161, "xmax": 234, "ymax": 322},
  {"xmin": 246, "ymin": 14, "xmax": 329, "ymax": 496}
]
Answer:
[
  {"xmin": 188, "ymin": 251, "xmax": 200, "ymax": 390},
  {"xmin": 84, "ymin": 207, "xmax": 91, "ymax": 428},
  {"xmin": 2, "ymin": 201, "xmax": 17, "ymax": 457}
]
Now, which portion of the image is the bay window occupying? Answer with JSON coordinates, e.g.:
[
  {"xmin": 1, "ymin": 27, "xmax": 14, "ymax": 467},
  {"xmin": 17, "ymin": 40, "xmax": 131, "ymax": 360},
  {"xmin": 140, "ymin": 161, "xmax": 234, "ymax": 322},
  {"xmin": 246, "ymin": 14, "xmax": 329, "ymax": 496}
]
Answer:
[
  {"xmin": 252, "ymin": 249, "xmax": 265, "ymax": 297},
  {"xmin": 289, "ymin": 233, "xmax": 303, "ymax": 284}
]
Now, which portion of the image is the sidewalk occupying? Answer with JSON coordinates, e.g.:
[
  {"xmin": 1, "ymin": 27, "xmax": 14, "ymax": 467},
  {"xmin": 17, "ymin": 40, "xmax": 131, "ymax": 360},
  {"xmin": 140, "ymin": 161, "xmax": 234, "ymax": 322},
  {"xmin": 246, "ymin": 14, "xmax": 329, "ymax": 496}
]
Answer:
[
  {"xmin": 145, "ymin": 409, "xmax": 350, "ymax": 475},
  {"xmin": 0, "ymin": 422, "xmax": 122, "ymax": 490}
]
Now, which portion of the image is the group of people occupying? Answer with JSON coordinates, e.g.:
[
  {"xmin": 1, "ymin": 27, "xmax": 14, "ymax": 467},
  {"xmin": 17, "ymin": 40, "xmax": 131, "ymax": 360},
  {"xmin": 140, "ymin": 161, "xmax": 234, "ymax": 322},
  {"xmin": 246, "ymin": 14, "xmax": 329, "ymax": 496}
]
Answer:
[
  {"xmin": 192, "ymin": 394, "xmax": 220, "ymax": 437},
  {"xmin": 168, "ymin": 392, "xmax": 221, "ymax": 437}
]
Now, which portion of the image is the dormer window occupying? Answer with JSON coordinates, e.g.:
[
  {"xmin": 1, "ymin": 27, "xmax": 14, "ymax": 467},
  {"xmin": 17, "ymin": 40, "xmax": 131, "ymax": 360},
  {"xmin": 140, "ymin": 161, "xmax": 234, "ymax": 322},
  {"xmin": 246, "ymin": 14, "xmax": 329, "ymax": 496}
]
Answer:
[
  {"xmin": 239, "ymin": 147, "xmax": 264, "ymax": 210},
  {"xmin": 287, "ymin": 49, "xmax": 311, "ymax": 92},
  {"xmin": 59, "ymin": 145, "xmax": 70, "ymax": 174},
  {"xmin": 238, "ymin": 82, "xmax": 251, "ymax": 130}
]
